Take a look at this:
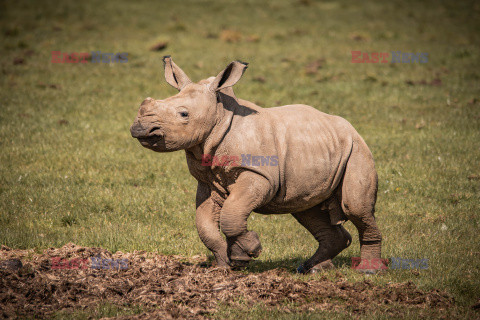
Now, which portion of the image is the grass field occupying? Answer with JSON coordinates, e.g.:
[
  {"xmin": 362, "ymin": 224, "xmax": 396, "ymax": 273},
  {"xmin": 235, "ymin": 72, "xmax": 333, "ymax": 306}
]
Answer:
[{"xmin": 0, "ymin": 0, "xmax": 479, "ymax": 318}]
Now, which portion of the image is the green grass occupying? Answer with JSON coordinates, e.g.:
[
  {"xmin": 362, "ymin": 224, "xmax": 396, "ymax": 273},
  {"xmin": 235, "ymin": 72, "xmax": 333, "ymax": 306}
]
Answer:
[
  {"xmin": 1, "ymin": 0, "xmax": 479, "ymax": 318},
  {"xmin": 214, "ymin": 302, "xmax": 478, "ymax": 320},
  {"xmin": 52, "ymin": 302, "xmax": 144, "ymax": 319}
]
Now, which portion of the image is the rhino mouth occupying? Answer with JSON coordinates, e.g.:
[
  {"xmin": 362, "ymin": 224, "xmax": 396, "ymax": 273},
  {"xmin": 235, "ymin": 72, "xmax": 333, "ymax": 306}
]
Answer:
[
  {"xmin": 138, "ymin": 135, "xmax": 163, "ymax": 147},
  {"xmin": 135, "ymin": 125, "xmax": 165, "ymax": 146}
]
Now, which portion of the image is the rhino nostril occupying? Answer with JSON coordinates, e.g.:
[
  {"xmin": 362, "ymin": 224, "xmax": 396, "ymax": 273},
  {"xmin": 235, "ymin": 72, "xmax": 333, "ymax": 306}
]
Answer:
[{"xmin": 148, "ymin": 127, "xmax": 163, "ymax": 137}]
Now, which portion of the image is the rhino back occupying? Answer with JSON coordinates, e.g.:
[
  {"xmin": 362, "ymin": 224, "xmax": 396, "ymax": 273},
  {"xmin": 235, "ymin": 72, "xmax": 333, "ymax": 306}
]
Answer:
[
  {"xmin": 266, "ymin": 104, "xmax": 355, "ymax": 212},
  {"xmin": 225, "ymin": 104, "xmax": 356, "ymax": 214}
]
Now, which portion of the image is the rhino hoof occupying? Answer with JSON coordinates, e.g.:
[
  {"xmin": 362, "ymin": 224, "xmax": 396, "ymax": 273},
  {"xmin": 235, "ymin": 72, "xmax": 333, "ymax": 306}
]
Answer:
[
  {"xmin": 248, "ymin": 246, "xmax": 262, "ymax": 258},
  {"xmin": 296, "ymin": 265, "xmax": 308, "ymax": 274},
  {"xmin": 297, "ymin": 260, "xmax": 335, "ymax": 274},
  {"xmin": 229, "ymin": 259, "xmax": 250, "ymax": 270},
  {"xmin": 236, "ymin": 231, "xmax": 262, "ymax": 258}
]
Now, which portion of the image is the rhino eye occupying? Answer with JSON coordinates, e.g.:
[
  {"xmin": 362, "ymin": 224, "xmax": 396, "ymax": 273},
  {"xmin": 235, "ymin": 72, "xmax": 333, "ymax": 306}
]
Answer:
[{"xmin": 179, "ymin": 111, "xmax": 189, "ymax": 118}]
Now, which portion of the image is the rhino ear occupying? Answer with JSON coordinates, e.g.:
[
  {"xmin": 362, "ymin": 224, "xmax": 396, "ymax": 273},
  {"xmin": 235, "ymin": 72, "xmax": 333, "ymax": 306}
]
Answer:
[
  {"xmin": 209, "ymin": 61, "xmax": 248, "ymax": 92},
  {"xmin": 163, "ymin": 56, "xmax": 192, "ymax": 91}
]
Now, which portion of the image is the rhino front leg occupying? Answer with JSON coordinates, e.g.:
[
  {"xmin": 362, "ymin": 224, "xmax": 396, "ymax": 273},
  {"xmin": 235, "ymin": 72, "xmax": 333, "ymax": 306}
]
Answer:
[
  {"xmin": 220, "ymin": 172, "xmax": 273, "ymax": 268},
  {"xmin": 195, "ymin": 182, "xmax": 229, "ymax": 267}
]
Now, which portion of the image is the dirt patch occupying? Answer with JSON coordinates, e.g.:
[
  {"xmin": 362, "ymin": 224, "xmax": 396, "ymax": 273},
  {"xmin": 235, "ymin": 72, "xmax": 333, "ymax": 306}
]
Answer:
[{"xmin": 0, "ymin": 243, "xmax": 454, "ymax": 319}]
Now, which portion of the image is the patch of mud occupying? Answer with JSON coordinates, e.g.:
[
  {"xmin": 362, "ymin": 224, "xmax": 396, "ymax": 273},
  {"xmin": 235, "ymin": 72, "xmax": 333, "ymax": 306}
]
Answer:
[{"xmin": 0, "ymin": 243, "xmax": 454, "ymax": 319}]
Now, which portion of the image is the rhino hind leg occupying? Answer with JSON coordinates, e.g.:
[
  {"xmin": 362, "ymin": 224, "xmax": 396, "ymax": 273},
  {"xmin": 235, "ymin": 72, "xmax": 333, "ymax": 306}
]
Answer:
[
  {"xmin": 341, "ymin": 139, "xmax": 384, "ymax": 273},
  {"xmin": 293, "ymin": 203, "xmax": 352, "ymax": 274}
]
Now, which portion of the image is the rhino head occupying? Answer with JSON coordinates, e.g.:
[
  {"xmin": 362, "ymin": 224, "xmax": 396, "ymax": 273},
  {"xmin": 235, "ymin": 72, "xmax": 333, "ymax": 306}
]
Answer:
[{"xmin": 130, "ymin": 56, "xmax": 248, "ymax": 152}]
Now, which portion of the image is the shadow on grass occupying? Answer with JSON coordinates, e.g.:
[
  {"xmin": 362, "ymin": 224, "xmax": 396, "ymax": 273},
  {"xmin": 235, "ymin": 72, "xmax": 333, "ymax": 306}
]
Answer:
[{"xmin": 245, "ymin": 255, "xmax": 354, "ymax": 273}]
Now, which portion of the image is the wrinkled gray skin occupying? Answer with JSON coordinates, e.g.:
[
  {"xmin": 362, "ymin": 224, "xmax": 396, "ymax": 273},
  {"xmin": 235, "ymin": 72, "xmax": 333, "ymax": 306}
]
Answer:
[{"xmin": 130, "ymin": 56, "xmax": 383, "ymax": 273}]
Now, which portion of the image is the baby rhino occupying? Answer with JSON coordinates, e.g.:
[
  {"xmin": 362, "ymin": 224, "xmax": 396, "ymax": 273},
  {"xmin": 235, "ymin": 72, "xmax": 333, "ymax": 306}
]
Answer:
[{"xmin": 130, "ymin": 56, "xmax": 384, "ymax": 273}]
